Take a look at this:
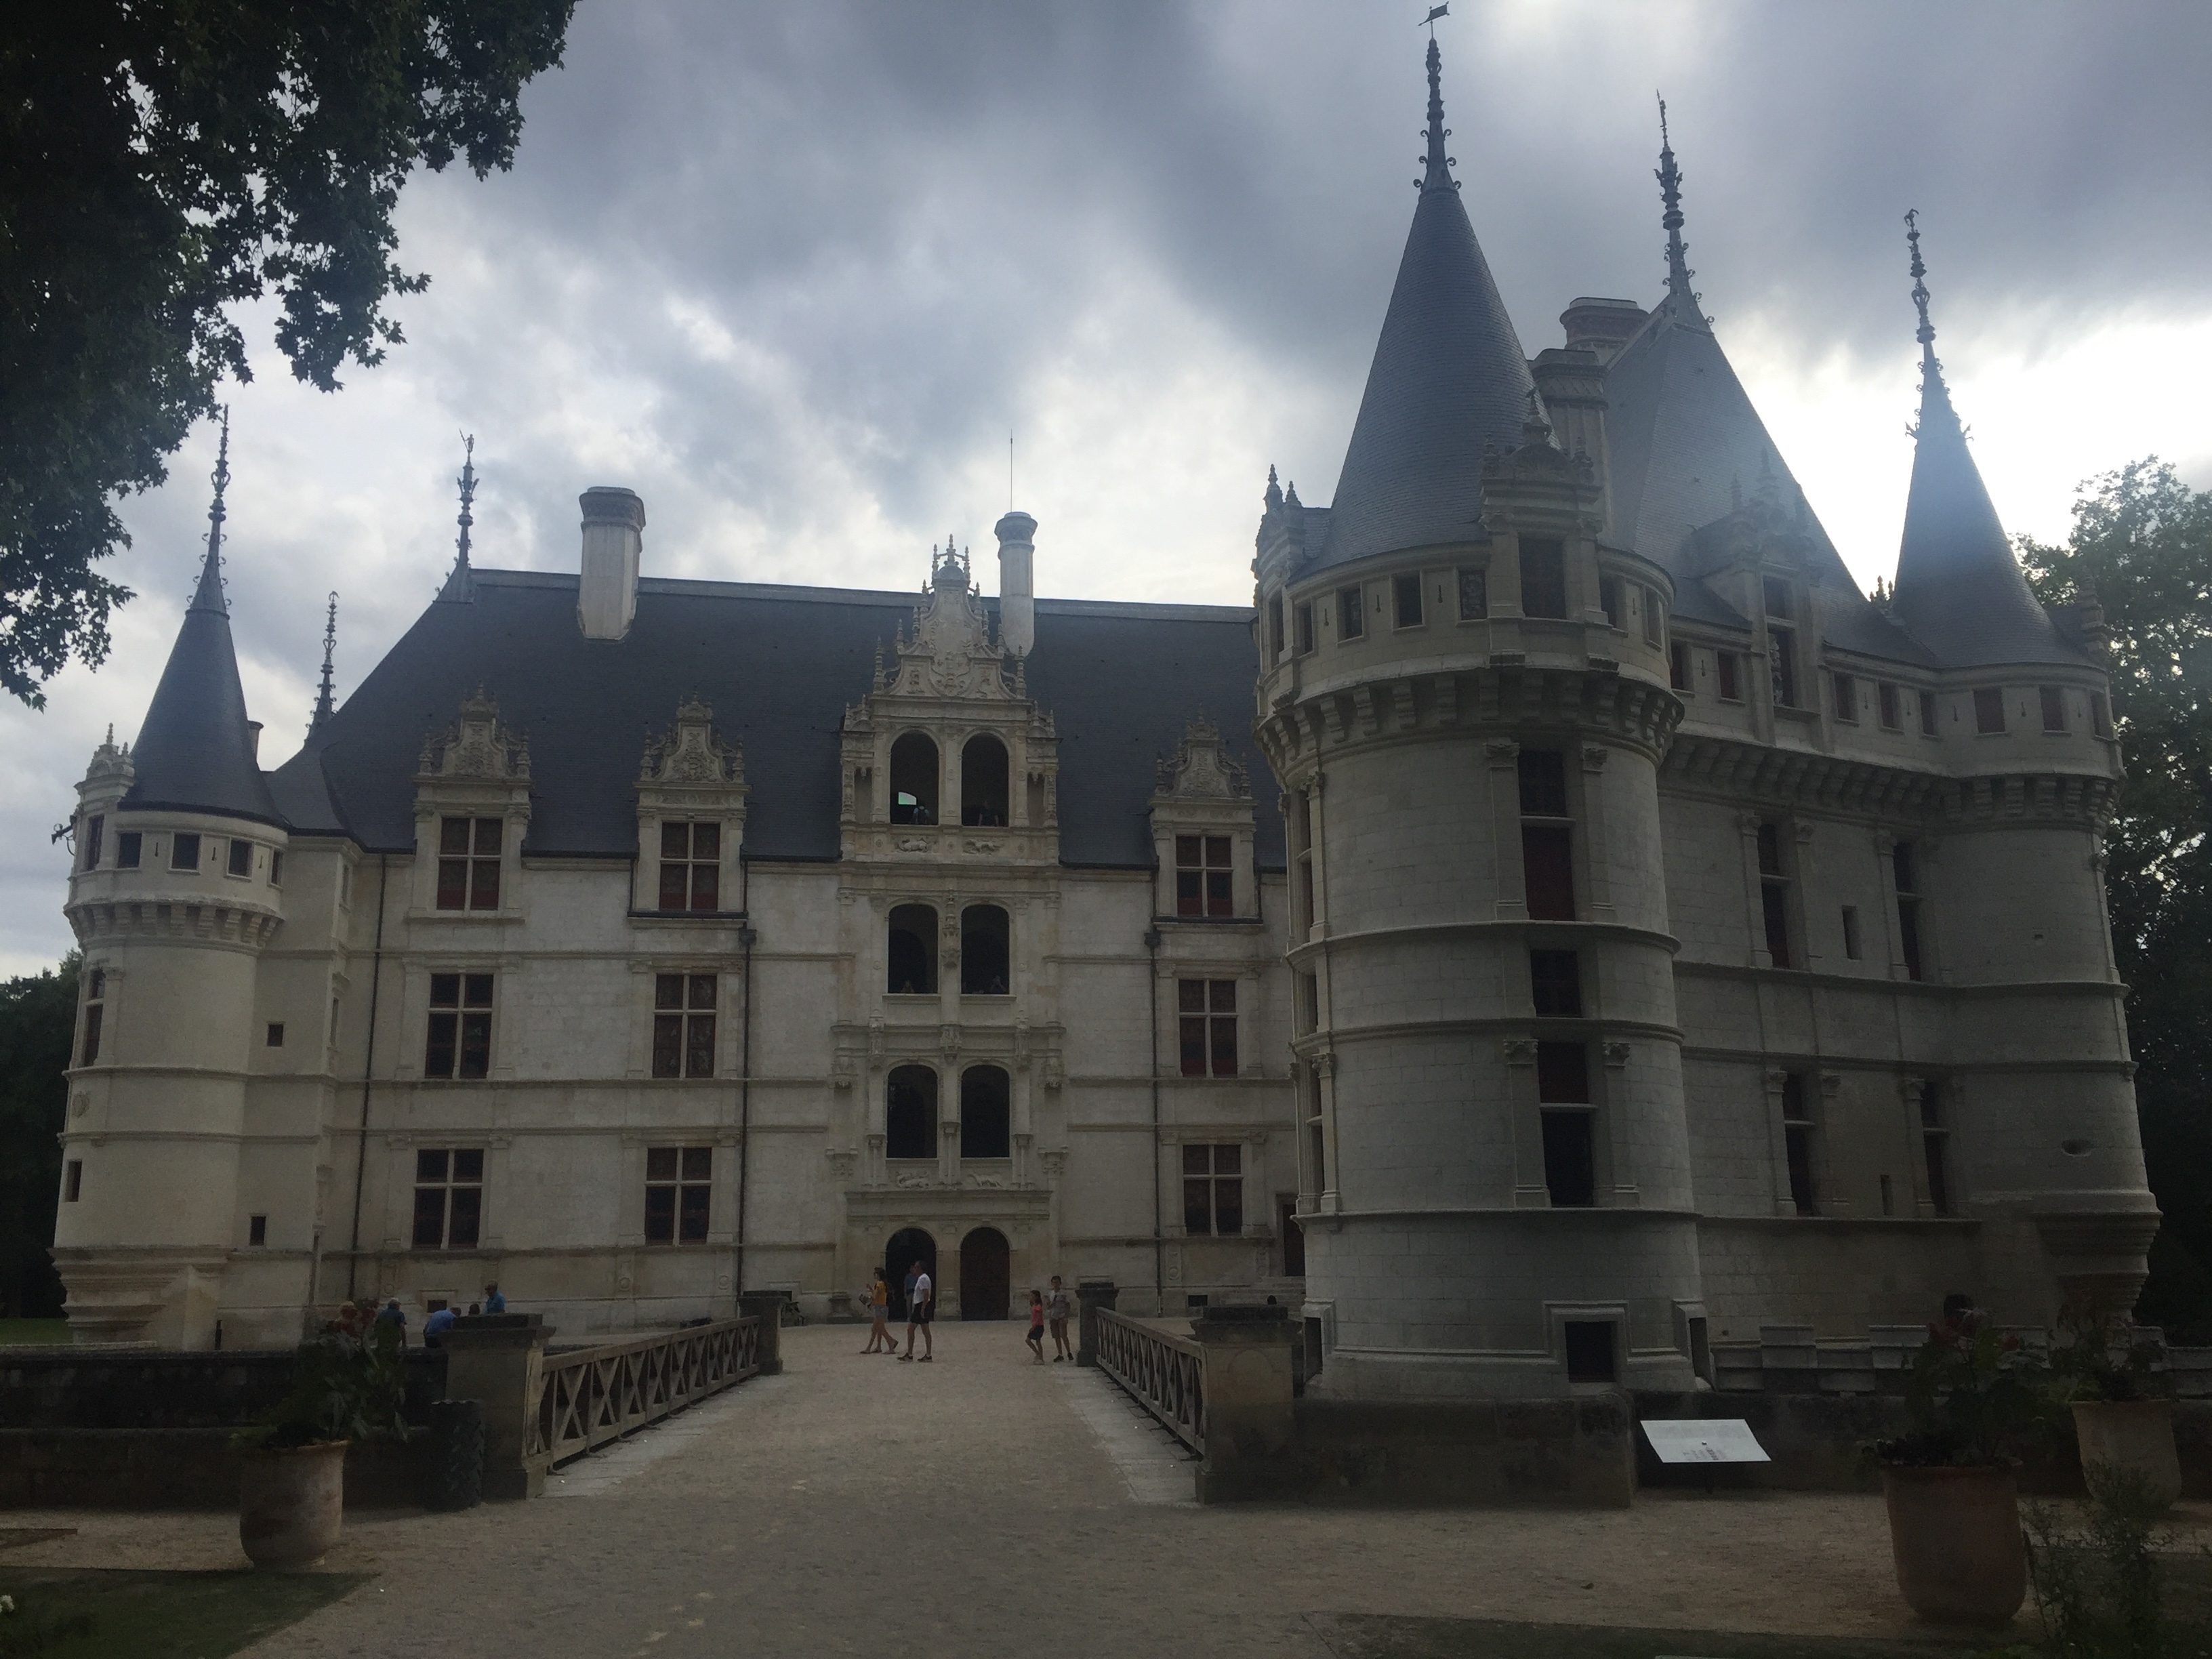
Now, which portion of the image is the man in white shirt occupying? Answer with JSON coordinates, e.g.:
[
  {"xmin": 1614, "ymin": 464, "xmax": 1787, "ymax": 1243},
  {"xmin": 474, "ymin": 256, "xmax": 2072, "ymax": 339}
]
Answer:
[{"xmin": 901, "ymin": 1266, "xmax": 935, "ymax": 1361}]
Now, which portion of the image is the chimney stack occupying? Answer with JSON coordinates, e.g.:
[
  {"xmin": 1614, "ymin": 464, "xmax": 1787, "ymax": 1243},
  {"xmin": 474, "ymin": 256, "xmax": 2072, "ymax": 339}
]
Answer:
[
  {"xmin": 578, "ymin": 487, "xmax": 645, "ymax": 640},
  {"xmin": 994, "ymin": 510, "xmax": 1037, "ymax": 657}
]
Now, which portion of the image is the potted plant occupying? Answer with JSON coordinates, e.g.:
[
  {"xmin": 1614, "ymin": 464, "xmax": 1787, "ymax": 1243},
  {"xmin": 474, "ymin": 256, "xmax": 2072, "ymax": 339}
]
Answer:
[
  {"xmin": 234, "ymin": 1306, "xmax": 410, "ymax": 1568},
  {"xmin": 2051, "ymin": 1298, "xmax": 2181, "ymax": 1511},
  {"xmin": 1869, "ymin": 1305, "xmax": 2049, "ymax": 1626}
]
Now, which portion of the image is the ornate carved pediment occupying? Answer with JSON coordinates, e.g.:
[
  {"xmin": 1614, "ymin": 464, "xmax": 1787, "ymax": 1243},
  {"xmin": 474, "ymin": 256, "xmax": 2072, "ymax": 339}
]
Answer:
[
  {"xmin": 1153, "ymin": 716, "xmax": 1252, "ymax": 803},
  {"xmin": 417, "ymin": 689, "xmax": 530, "ymax": 782},
  {"xmin": 640, "ymin": 697, "xmax": 744, "ymax": 789},
  {"xmin": 81, "ymin": 726, "xmax": 134, "ymax": 794},
  {"xmin": 876, "ymin": 543, "xmax": 1020, "ymax": 704}
]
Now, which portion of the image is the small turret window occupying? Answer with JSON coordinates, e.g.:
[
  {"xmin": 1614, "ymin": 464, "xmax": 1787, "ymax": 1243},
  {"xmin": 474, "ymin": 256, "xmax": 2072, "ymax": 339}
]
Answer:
[
  {"xmin": 1520, "ymin": 539, "xmax": 1567, "ymax": 619},
  {"xmin": 1294, "ymin": 602, "xmax": 1314, "ymax": 653},
  {"xmin": 1518, "ymin": 752, "xmax": 1575, "ymax": 922},
  {"xmin": 1782, "ymin": 1072, "xmax": 1818, "ymax": 1216},
  {"xmin": 170, "ymin": 832, "xmax": 201, "ymax": 872},
  {"xmin": 1393, "ymin": 573, "xmax": 1424, "ymax": 628},
  {"xmin": 81, "ymin": 815, "xmax": 103, "ymax": 870},
  {"xmin": 1537, "ymin": 1042, "xmax": 1595, "ymax": 1208},
  {"xmin": 1456, "ymin": 567, "xmax": 1488, "ymax": 621},
  {"xmin": 1878, "ymin": 682, "xmax": 1902, "ymax": 730},
  {"xmin": 117, "ymin": 832, "xmax": 141, "ymax": 869},
  {"xmin": 1973, "ymin": 689, "xmax": 2006, "ymax": 734},
  {"xmin": 227, "ymin": 838, "xmax": 253, "ymax": 877},
  {"xmin": 1267, "ymin": 594, "xmax": 1285, "ymax": 661},
  {"xmin": 1337, "ymin": 586, "xmax": 1365, "ymax": 640},
  {"xmin": 79, "ymin": 969, "xmax": 106, "ymax": 1066},
  {"xmin": 1641, "ymin": 586, "xmax": 1664, "ymax": 647},
  {"xmin": 1919, "ymin": 690, "xmax": 1939, "ymax": 736},
  {"xmin": 1757, "ymin": 822, "xmax": 1794, "ymax": 968},
  {"xmin": 1893, "ymin": 842, "xmax": 1924, "ymax": 982},
  {"xmin": 1717, "ymin": 653, "xmax": 1742, "ymax": 702},
  {"xmin": 1832, "ymin": 673, "xmax": 1858, "ymax": 723},
  {"xmin": 1599, "ymin": 575, "xmax": 1623, "ymax": 628},
  {"xmin": 2040, "ymin": 687, "xmax": 2067, "ymax": 732}
]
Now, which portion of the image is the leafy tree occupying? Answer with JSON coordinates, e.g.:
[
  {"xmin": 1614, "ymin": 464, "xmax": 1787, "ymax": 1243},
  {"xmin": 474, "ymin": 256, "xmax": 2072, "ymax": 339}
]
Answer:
[
  {"xmin": 1, "ymin": 1, "xmax": 575, "ymax": 707},
  {"xmin": 0, "ymin": 956, "xmax": 78, "ymax": 1321},
  {"xmin": 2021, "ymin": 459, "xmax": 2212, "ymax": 1339}
]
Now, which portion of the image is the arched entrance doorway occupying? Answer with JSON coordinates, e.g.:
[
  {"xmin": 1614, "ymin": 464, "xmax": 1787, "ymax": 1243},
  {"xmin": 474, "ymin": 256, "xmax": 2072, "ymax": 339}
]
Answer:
[
  {"xmin": 960, "ymin": 1227, "xmax": 1010, "ymax": 1321},
  {"xmin": 884, "ymin": 1227, "xmax": 936, "ymax": 1320}
]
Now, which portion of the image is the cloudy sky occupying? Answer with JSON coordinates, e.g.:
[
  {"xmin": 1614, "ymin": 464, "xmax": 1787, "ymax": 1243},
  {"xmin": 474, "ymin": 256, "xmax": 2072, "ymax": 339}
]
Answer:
[{"xmin": 5, "ymin": 0, "xmax": 2208, "ymax": 975}]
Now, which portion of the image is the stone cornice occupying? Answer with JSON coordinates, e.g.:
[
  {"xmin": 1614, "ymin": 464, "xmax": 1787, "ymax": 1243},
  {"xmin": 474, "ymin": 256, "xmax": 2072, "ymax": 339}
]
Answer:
[
  {"xmin": 1660, "ymin": 732, "xmax": 2118, "ymax": 830},
  {"xmin": 66, "ymin": 897, "xmax": 282, "ymax": 949}
]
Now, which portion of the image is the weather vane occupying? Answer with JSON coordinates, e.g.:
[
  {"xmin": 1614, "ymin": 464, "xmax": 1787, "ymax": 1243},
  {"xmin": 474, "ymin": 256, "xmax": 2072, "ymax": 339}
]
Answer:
[{"xmin": 1420, "ymin": 4, "xmax": 1448, "ymax": 33}]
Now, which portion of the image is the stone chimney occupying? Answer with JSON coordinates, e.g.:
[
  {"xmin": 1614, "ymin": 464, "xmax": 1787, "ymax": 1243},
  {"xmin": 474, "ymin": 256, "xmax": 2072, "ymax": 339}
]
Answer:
[
  {"xmin": 1530, "ymin": 348, "xmax": 1612, "ymax": 531},
  {"xmin": 1559, "ymin": 297, "xmax": 1645, "ymax": 367},
  {"xmin": 578, "ymin": 487, "xmax": 645, "ymax": 640},
  {"xmin": 994, "ymin": 510, "xmax": 1037, "ymax": 657}
]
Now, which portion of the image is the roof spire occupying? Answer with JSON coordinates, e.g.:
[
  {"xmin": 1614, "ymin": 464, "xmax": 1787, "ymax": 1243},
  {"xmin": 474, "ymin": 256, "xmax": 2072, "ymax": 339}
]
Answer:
[
  {"xmin": 190, "ymin": 407, "xmax": 232, "ymax": 615},
  {"xmin": 309, "ymin": 592, "xmax": 339, "ymax": 733},
  {"xmin": 1655, "ymin": 97, "xmax": 1698, "ymax": 320},
  {"xmin": 1418, "ymin": 37, "xmax": 1456, "ymax": 195},
  {"xmin": 1906, "ymin": 208, "xmax": 1940, "ymax": 373},
  {"xmin": 438, "ymin": 434, "xmax": 478, "ymax": 602}
]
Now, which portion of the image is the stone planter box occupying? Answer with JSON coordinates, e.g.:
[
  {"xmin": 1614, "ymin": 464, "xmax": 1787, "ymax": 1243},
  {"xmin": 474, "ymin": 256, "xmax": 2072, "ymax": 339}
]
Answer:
[
  {"xmin": 1880, "ymin": 1465, "xmax": 2026, "ymax": 1626},
  {"xmin": 2072, "ymin": 1399, "xmax": 2182, "ymax": 1509}
]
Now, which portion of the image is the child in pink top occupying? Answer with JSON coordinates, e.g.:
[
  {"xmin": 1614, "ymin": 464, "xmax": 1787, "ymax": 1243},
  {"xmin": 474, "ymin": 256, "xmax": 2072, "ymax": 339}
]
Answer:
[{"xmin": 1026, "ymin": 1290, "xmax": 1046, "ymax": 1364}]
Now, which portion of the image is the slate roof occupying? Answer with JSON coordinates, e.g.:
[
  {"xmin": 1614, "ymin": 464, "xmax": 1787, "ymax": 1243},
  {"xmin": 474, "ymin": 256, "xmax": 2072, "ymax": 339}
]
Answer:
[
  {"xmin": 270, "ymin": 571, "xmax": 1283, "ymax": 871},
  {"xmin": 1885, "ymin": 358, "xmax": 2079, "ymax": 668},
  {"xmin": 123, "ymin": 537, "xmax": 285, "ymax": 827},
  {"xmin": 1308, "ymin": 41, "xmax": 1536, "ymax": 577}
]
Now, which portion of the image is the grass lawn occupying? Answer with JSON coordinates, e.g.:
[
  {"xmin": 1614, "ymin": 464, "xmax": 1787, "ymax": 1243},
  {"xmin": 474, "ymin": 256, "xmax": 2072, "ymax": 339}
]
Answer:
[
  {"xmin": 0, "ymin": 1320, "xmax": 70, "ymax": 1347},
  {"xmin": 0, "ymin": 1566, "xmax": 365, "ymax": 1658}
]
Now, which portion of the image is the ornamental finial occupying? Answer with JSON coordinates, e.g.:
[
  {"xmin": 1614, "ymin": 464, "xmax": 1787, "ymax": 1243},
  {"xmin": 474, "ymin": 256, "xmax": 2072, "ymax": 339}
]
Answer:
[
  {"xmin": 190, "ymin": 407, "xmax": 232, "ymax": 615},
  {"xmin": 1656, "ymin": 96, "xmax": 1697, "ymax": 316}
]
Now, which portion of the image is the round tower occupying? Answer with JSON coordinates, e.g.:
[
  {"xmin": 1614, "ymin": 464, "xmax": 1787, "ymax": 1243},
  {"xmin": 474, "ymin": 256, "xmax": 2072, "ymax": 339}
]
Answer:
[
  {"xmin": 1251, "ymin": 40, "xmax": 1700, "ymax": 1399},
  {"xmin": 55, "ymin": 426, "xmax": 287, "ymax": 1348}
]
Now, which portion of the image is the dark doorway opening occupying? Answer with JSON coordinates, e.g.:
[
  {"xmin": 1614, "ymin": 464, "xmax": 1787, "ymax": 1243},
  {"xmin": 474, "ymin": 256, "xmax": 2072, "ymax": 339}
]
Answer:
[
  {"xmin": 885, "ymin": 1227, "xmax": 936, "ymax": 1320},
  {"xmin": 1563, "ymin": 1319, "xmax": 1618, "ymax": 1383},
  {"xmin": 960, "ymin": 1227, "xmax": 1010, "ymax": 1321},
  {"xmin": 886, "ymin": 1065, "xmax": 938, "ymax": 1161}
]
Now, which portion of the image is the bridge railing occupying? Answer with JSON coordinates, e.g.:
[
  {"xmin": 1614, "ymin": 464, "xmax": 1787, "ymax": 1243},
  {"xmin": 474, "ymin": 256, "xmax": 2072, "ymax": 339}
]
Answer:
[
  {"xmin": 526, "ymin": 1316, "xmax": 760, "ymax": 1473},
  {"xmin": 1092, "ymin": 1307, "xmax": 1205, "ymax": 1456}
]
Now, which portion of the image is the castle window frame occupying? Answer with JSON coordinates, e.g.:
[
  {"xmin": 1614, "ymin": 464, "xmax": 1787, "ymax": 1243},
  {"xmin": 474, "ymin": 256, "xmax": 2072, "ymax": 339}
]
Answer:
[
  {"xmin": 1893, "ymin": 842, "xmax": 1925, "ymax": 982},
  {"xmin": 1267, "ymin": 593, "xmax": 1285, "ymax": 662},
  {"xmin": 1529, "ymin": 949, "xmax": 1582, "ymax": 1018},
  {"xmin": 1393, "ymin": 572, "xmax": 1425, "ymax": 629},
  {"xmin": 960, "ymin": 1065, "xmax": 1011, "ymax": 1160},
  {"xmin": 644, "ymin": 1145, "xmax": 712, "ymax": 1244},
  {"xmin": 1599, "ymin": 574, "xmax": 1624, "ymax": 630},
  {"xmin": 1781, "ymin": 1071, "xmax": 1818, "ymax": 1216},
  {"xmin": 425, "ymin": 972, "xmax": 494, "ymax": 1080},
  {"xmin": 1973, "ymin": 688, "xmax": 2006, "ymax": 735},
  {"xmin": 117, "ymin": 832, "xmax": 141, "ymax": 869},
  {"xmin": 266, "ymin": 1022, "xmax": 285, "ymax": 1048},
  {"xmin": 79, "ymin": 968, "xmax": 106, "ymax": 1066},
  {"xmin": 960, "ymin": 903, "xmax": 1011, "ymax": 996},
  {"xmin": 2040, "ymin": 686, "xmax": 2068, "ymax": 733},
  {"xmin": 1919, "ymin": 689, "xmax": 1940, "ymax": 736},
  {"xmin": 1182, "ymin": 1143, "xmax": 1244, "ymax": 1236},
  {"xmin": 1177, "ymin": 979, "xmax": 1238, "ymax": 1078},
  {"xmin": 651, "ymin": 973, "xmax": 717, "ymax": 1079},
  {"xmin": 1841, "ymin": 905, "xmax": 1862, "ymax": 961},
  {"xmin": 1294, "ymin": 600, "xmax": 1315, "ymax": 654},
  {"xmin": 1716, "ymin": 651, "xmax": 1742, "ymax": 703},
  {"xmin": 1919, "ymin": 1082, "xmax": 1955, "ymax": 1216},
  {"xmin": 1293, "ymin": 790, "xmax": 1317, "ymax": 935},
  {"xmin": 1336, "ymin": 585, "xmax": 1365, "ymax": 641},
  {"xmin": 1175, "ymin": 834, "xmax": 1234, "ymax": 919},
  {"xmin": 1668, "ymin": 640, "xmax": 1690, "ymax": 691},
  {"xmin": 888, "ymin": 731, "xmax": 939, "ymax": 825},
  {"xmin": 1641, "ymin": 585, "xmax": 1663, "ymax": 648},
  {"xmin": 887, "ymin": 905, "xmax": 938, "ymax": 995},
  {"xmin": 1536, "ymin": 1041, "xmax": 1595, "ymax": 1208},
  {"xmin": 1832, "ymin": 672, "xmax": 1858, "ymax": 724},
  {"xmin": 436, "ymin": 817, "xmax": 503, "ymax": 911},
  {"xmin": 657, "ymin": 821, "xmax": 722, "ymax": 912},
  {"xmin": 1768, "ymin": 624, "xmax": 1800, "ymax": 709},
  {"xmin": 1518, "ymin": 750, "xmax": 1576, "ymax": 922},
  {"xmin": 1878, "ymin": 682, "xmax": 1903, "ymax": 731},
  {"xmin": 411, "ymin": 1147, "xmax": 483, "ymax": 1250},
  {"xmin": 1520, "ymin": 538, "xmax": 1568, "ymax": 620},
  {"xmin": 961, "ymin": 735, "xmax": 1010, "ymax": 827},
  {"xmin": 885, "ymin": 1065, "xmax": 938, "ymax": 1161},
  {"xmin": 1456, "ymin": 565, "xmax": 1488, "ymax": 621},
  {"xmin": 63, "ymin": 1160, "xmax": 83, "ymax": 1204},
  {"xmin": 81, "ymin": 815, "xmax": 103, "ymax": 871},
  {"xmin": 170, "ymin": 832, "xmax": 201, "ymax": 873},
  {"xmin": 1757, "ymin": 821, "xmax": 1795, "ymax": 968},
  {"xmin": 268, "ymin": 849, "xmax": 283, "ymax": 886},
  {"xmin": 226, "ymin": 836, "xmax": 253, "ymax": 878}
]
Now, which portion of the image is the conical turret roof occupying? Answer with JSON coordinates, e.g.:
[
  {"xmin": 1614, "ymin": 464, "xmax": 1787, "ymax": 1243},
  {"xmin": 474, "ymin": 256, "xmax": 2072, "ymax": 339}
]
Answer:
[
  {"xmin": 1311, "ymin": 38, "xmax": 1536, "ymax": 575},
  {"xmin": 123, "ymin": 422, "xmax": 284, "ymax": 825},
  {"xmin": 1885, "ymin": 217, "xmax": 2075, "ymax": 667}
]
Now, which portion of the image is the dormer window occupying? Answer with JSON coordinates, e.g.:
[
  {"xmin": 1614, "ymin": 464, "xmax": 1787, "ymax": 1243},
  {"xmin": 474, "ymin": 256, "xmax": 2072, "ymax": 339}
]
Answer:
[
  {"xmin": 1763, "ymin": 576, "xmax": 1792, "ymax": 618},
  {"xmin": 658, "ymin": 822, "xmax": 720, "ymax": 911},
  {"xmin": 436, "ymin": 817, "xmax": 502, "ymax": 911},
  {"xmin": 81, "ymin": 815, "xmax": 103, "ymax": 870},
  {"xmin": 1176, "ymin": 836, "xmax": 1233, "ymax": 918}
]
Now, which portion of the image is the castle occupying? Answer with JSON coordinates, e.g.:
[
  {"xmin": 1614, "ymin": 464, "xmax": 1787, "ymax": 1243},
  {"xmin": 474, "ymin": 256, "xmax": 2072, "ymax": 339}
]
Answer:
[{"xmin": 56, "ymin": 42, "xmax": 2154, "ymax": 1399}]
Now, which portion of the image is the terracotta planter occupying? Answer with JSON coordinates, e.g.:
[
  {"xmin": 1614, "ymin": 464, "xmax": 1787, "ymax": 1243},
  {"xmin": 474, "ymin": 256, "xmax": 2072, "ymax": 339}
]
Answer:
[
  {"xmin": 2072, "ymin": 1399, "xmax": 2182, "ymax": 1509},
  {"xmin": 239, "ymin": 1440, "xmax": 348, "ymax": 1568},
  {"xmin": 1881, "ymin": 1465, "xmax": 2026, "ymax": 1626}
]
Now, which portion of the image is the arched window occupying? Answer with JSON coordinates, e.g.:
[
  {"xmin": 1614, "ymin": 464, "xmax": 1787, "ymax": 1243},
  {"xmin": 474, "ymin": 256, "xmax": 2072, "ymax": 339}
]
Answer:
[
  {"xmin": 886, "ymin": 1066, "xmax": 938, "ymax": 1160},
  {"xmin": 888, "ymin": 904, "xmax": 937, "ymax": 995},
  {"xmin": 961, "ymin": 735, "xmax": 1008, "ymax": 827},
  {"xmin": 960, "ymin": 1065, "xmax": 1010, "ymax": 1160},
  {"xmin": 890, "ymin": 733, "xmax": 939, "ymax": 825},
  {"xmin": 960, "ymin": 904, "xmax": 1010, "ymax": 996}
]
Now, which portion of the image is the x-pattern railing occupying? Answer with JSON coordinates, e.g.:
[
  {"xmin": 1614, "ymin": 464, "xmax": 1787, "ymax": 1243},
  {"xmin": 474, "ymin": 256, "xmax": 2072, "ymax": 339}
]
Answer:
[
  {"xmin": 527, "ymin": 1316, "xmax": 760, "ymax": 1472},
  {"xmin": 1094, "ymin": 1307, "xmax": 1205, "ymax": 1456}
]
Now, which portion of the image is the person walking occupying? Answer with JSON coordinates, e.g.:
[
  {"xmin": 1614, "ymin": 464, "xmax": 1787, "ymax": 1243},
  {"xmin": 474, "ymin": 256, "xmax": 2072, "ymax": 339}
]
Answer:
[
  {"xmin": 901, "ymin": 1264, "xmax": 934, "ymax": 1362},
  {"xmin": 1046, "ymin": 1274, "xmax": 1073, "ymax": 1361},
  {"xmin": 861, "ymin": 1270, "xmax": 898, "ymax": 1354},
  {"xmin": 1025, "ymin": 1290, "xmax": 1046, "ymax": 1364}
]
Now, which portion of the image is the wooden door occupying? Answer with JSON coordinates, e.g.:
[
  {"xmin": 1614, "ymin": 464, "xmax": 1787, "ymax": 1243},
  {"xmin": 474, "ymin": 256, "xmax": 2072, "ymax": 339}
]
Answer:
[{"xmin": 959, "ymin": 1227, "xmax": 1010, "ymax": 1320}]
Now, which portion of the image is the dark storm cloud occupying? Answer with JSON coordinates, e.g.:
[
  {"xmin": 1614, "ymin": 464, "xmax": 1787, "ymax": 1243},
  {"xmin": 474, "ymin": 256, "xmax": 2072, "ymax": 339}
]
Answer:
[{"xmin": 3, "ymin": 0, "xmax": 2206, "ymax": 973}]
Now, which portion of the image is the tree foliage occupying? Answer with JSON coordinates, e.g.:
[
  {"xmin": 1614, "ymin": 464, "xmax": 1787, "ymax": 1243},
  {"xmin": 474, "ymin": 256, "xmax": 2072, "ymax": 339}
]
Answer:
[
  {"xmin": 0, "ymin": 956, "xmax": 77, "ymax": 1320},
  {"xmin": 1, "ymin": 0, "xmax": 575, "ymax": 706},
  {"xmin": 2020, "ymin": 459, "xmax": 2212, "ymax": 1338}
]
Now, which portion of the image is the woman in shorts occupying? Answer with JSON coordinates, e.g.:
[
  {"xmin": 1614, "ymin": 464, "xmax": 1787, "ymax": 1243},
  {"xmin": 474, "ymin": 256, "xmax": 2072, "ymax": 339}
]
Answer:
[
  {"xmin": 1025, "ymin": 1290, "xmax": 1046, "ymax": 1364},
  {"xmin": 861, "ymin": 1269, "xmax": 897, "ymax": 1354}
]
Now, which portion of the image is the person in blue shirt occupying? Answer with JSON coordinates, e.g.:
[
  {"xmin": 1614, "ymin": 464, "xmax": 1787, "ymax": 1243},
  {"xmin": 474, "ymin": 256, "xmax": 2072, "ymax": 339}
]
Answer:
[
  {"xmin": 482, "ymin": 1282, "xmax": 506, "ymax": 1314},
  {"xmin": 423, "ymin": 1305, "xmax": 457, "ymax": 1348},
  {"xmin": 373, "ymin": 1300, "xmax": 406, "ymax": 1338}
]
